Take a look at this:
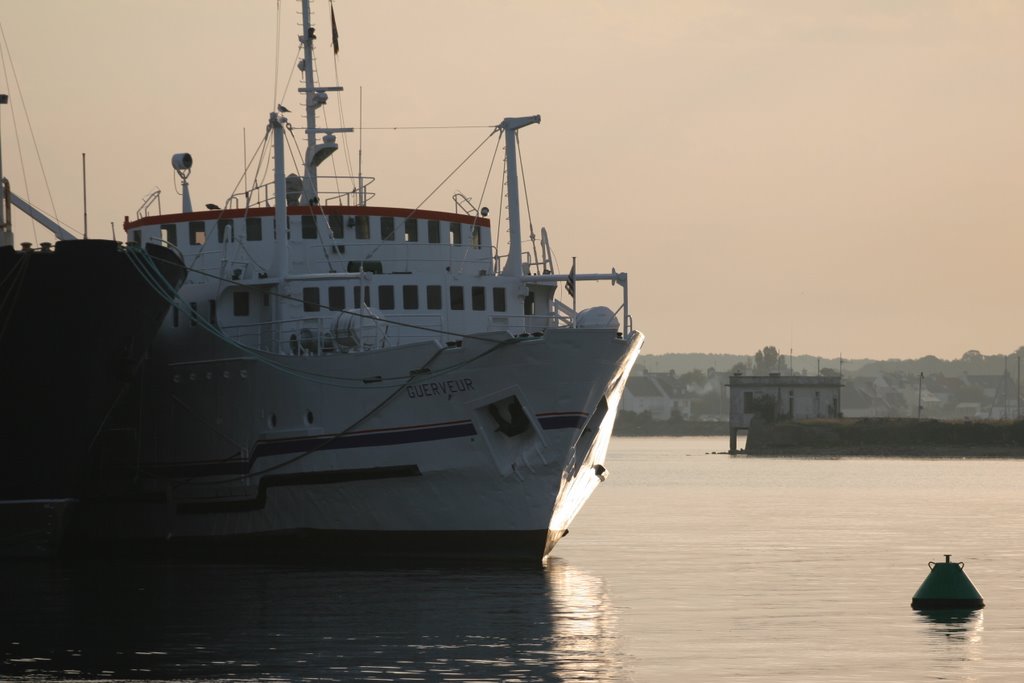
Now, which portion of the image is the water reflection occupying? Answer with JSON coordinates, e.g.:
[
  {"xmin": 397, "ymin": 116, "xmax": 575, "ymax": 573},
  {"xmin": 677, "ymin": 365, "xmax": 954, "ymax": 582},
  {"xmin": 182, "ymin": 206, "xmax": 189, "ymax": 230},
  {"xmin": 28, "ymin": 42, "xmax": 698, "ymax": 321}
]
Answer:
[
  {"xmin": 914, "ymin": 608, "xmax": 983, "ymax": 641},
  {"xmin": 914, "ymin": 608, "xmax": 984, "ymax": 669},
  {"xmin": 0, "ymin": 558, "xmax": 622, "ymax": 681}
]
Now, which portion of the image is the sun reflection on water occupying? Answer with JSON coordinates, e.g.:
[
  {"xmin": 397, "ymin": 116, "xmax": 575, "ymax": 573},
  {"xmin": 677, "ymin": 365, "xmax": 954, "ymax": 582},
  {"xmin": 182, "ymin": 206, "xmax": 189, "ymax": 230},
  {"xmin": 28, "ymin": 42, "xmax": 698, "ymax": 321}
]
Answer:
[{"xmin": 0, "ymin": 559, "xmax": 624, "ymax": 682}]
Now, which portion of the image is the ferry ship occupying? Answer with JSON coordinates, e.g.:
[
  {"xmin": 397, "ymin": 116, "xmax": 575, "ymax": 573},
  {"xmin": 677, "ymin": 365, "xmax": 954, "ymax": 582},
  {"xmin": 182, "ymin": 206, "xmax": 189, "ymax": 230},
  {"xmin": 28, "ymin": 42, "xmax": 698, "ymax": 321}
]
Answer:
[{"xmin": 74, "ymin": 0, "xmax": 644, "ymax": 562}]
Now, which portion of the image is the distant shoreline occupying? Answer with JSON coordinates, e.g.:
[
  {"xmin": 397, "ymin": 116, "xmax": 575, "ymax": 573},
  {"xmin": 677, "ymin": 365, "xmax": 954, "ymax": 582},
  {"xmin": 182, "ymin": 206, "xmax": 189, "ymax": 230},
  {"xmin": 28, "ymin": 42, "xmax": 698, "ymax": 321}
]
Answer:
[{"xmin": 742, "ymin": 417, "xmax": 1024, "ymax": 457}]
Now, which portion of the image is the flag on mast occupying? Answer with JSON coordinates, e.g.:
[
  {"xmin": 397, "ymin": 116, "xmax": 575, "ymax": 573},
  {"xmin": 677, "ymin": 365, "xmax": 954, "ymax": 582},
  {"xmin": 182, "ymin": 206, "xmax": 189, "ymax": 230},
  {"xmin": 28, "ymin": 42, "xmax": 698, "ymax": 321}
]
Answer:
[
  {"xmin": 566, "ymin": 257, "xmax": 577, "ymax": 299},
  {"xmin": 330, "ymin": 4, "xmax": 340, "ymax": 55}
]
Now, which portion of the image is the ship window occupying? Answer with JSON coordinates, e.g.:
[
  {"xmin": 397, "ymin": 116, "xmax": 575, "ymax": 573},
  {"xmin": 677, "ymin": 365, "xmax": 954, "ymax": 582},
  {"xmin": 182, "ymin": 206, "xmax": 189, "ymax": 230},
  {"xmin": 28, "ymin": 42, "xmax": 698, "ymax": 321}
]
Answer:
[
  {"xmin": 493, "ymin": 288, "xmax": 506, "ymax": 312},
  {"xmin": 379, "ymin": 285, "xmax": 395, "ymax": 310},
  {"xmin": 209, "ymin": 300, "xmax": 217, "ymax": 324},
  {"xmin": 426, "ymin": 285, "xmax": 442, "ymax": 310},
  {"xmin": 450, "ymin": 223, "xmax": 462, "ymax": 245},
  {"xmin": 450, "ymin": 286, "xmax": 464, "ymax": 310},
  {"xmin": 405, "ymin": 218, "xmax": 418, "ymax": 242},
  {"xmin": 233, "ymin": 291, "xmax": 250, "ymax": 316},
  {"xmin": 352, "ymin": 286, "xmax": 371, "ymax": 307},
  {"xmin": 472, "ymin": 286, "xmax": 486, "ymax": 311},
  {"xmin": 471, "ymin": 226, "xmax": 481, "ymax": 248},
  {"xmin": 189, "ymin": 221, "xmax": 206, "ymax": 246},
  {"xmin": 217, "ymin": 219, "xmax": 234, "ymax": 243},
  {"xmin": 189, "ymin": 301, "xmax": 198, "ymax": 326},
  {"xmin": 162, "ymin": 224, "xmax": 177, "ymax": 246},
  {"xmin": 302, "ymin": 287, "xmax": 321, "ymax": 313},
  {"xmin": 346, "ymin": 260, "xmax": 383, "ymax": 274},
  {"xmin": 355, "ymin": 215, "xmax": 370, "ymax": 239},
  {"xmin": 328, "ymin": 286, "xmax": 345, "ymax": 311},
  {"xmin": 131, "ymin": 230, "xmax": 142, "ymax": 245},
  {"xmin": 428, "ymin": 220, "xmax": 441, "ymax": 243},
  {"xmin": 403, "ymin": 285, "xmax": 419, "ymax": 310},
  {"xmin": 524, "ymin": 290, "xmax": 535, "ymax": 316},
  {"xmin": 743, "ymin": 391, "xmax": 755, "ymax": 413},
  {"xmin": 328, "ymin": 215, "xmax": 345, "ymax": 238},
  {"xmin": 246, "ymin": 217, "xmax": 262, "ymax": 241},
  {"xmin": 301, "ymin": 215, "xmax": 318, "ymax": 239},
  {"xmin": 381, "ymin": 216, "xmax": 395, "ymax": 241}
]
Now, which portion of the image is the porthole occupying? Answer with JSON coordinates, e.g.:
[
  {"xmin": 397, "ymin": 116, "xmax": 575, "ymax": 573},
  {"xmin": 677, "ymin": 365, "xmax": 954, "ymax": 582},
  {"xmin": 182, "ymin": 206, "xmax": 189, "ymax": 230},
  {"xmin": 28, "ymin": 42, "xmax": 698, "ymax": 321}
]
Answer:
[
  {"xmin": 269, "ymin": 413, "xmax": 277, "ymax": 428},
  {"xmin": 305, "ymin": 410, "xmax": 314, "ymax": 425}
]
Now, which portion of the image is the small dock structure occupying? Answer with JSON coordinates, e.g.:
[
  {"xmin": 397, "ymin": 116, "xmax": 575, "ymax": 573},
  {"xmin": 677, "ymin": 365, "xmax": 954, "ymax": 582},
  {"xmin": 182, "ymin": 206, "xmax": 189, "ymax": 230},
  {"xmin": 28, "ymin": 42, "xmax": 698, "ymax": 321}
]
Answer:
[{"xmin": 727, "ymin": 373, "xmax": 842, "ymax": 454}]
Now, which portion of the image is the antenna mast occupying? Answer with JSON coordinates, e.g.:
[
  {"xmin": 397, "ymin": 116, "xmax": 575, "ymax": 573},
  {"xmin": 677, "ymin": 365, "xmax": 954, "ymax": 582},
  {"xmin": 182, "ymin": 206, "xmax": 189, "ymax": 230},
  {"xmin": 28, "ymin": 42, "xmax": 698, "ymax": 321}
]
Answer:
[{"xmin": 359, "ymin": 86, "xmax": 364, "ymax": 206}]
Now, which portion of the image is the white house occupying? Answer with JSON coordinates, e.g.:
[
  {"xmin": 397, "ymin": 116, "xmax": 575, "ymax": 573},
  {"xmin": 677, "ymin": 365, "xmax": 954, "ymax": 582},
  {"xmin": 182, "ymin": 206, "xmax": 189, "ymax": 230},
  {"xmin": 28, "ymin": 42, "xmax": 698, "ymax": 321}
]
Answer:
[
  {"xmin": 622, "ymin": 375, "xmax": 676, "ymax": 420},
  {"xmin": 726, "ymin": 373, "xmax": 842, "ymax": 453}
]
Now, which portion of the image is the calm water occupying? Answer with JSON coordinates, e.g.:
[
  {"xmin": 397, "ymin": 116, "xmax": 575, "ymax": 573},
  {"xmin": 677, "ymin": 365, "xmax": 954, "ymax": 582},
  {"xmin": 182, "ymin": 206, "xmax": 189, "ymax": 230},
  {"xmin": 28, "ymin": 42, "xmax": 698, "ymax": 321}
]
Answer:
[{"xmin": 4, "ymin": 436, "xmax": 1024, "ymax": 681}]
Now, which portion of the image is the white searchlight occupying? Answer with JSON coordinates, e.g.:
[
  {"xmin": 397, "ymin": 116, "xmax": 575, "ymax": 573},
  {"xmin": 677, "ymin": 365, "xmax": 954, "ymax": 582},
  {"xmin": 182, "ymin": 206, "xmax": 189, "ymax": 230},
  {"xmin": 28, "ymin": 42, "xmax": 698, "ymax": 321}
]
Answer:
[{"xmin": 172, "ymin": 153, "xmax": 193, "ymax": 212}]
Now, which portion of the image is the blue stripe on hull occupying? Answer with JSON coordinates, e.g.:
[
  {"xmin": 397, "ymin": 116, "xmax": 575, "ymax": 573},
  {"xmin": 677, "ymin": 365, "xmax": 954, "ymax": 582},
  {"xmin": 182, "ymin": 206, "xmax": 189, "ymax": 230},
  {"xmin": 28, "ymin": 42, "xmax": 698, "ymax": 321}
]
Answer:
[{"xmin": 149, "ymin": 412, "xmax": 588, "ymax": 479}]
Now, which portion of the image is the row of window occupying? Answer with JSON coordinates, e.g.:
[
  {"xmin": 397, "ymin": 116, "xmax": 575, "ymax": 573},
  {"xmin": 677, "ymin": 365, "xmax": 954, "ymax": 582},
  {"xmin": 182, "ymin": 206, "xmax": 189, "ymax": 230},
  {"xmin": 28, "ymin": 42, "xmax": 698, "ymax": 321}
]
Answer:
[
  {"xmin": 159, "ymin": 217, "xmax": 483, "ymax": 248},
  {"xmin": 171, "ymin": 285, "xmax": 511, "ymax": 327},
  {"xmin": 293, "ymin": 284, "xmax": 507, "ymax": 316}
]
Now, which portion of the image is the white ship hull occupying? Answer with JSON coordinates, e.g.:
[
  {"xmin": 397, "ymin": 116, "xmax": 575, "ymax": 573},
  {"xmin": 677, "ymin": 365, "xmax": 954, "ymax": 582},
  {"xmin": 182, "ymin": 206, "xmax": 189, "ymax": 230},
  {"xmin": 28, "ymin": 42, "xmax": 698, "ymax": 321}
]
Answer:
[{"xmin": 79, "ymin": 327, "xmax": 643, "ymax": 561}]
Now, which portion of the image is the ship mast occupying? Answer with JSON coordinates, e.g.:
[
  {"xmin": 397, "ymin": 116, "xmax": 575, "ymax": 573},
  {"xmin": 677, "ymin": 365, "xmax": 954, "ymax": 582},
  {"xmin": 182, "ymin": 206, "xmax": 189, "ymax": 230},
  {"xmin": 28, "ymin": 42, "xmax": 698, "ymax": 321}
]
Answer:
[
  {"xmin": 296, "ymin": 0, "xmax": 348, "ymax": 206},
  {"xmin": 499, "ymin": 115, "xmax": 540, "ymax": 278}
]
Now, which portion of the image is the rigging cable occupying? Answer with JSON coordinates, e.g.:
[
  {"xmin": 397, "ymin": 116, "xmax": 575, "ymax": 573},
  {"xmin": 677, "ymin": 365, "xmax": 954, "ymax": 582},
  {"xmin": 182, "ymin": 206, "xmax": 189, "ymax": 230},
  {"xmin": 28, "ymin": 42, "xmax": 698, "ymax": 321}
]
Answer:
[
  {"xmin": 170, "ymin": 326, "xmax": 529, "ymax": 492},
  {"xmin": 0, "ymin": 24, "xmax": 66, "ymax": 243},
  {"xmin": 361, "ymin": 128, "xmax": 498, "ymax": 264},
  {"xmin": 515, "ymin": 133, "xmax": 541, "ymax": 273},
  {"xmin": 0, "ymin": 252, "xmax": 30, "ymax": 343},
  {"xmin": 451, "ymin": 133, "xmax": 503, "ymax": 275}
]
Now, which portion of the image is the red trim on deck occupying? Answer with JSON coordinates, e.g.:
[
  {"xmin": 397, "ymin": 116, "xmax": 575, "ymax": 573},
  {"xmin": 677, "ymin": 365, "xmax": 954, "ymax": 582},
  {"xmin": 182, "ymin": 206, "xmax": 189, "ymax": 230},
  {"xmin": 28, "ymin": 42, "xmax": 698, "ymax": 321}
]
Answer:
[{"xmin": 124, "ymin": 205, "xmax": 491, "ymax": 231}]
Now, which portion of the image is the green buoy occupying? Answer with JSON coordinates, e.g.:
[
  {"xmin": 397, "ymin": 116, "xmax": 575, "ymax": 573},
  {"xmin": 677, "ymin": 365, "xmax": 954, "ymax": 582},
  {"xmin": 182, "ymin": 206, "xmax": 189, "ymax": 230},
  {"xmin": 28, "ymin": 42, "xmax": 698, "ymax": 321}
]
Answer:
[{"xmin": 911, "ymin": 554, "xmax": 984, "ymax": 610}]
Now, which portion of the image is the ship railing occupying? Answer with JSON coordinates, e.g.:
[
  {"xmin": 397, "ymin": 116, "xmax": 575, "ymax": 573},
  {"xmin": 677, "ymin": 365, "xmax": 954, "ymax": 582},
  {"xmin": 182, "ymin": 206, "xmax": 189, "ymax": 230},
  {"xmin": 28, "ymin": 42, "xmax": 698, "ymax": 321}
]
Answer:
[
  {"xmin": 219, "ymin": 313, "xmax": 447, "ymax": 356},
  {"xmin": 301, "ymin": 245, "xmax": 496, "ymax": 275},
  {"xmin": 141, "ymin": 231, "xmax": 499, "ymax": 278},
  {"xmin": 524, "ymin": 270, "xmax": 633, "ymax": 336},
  {"xmin": 136, "ymin": 188, "xmax": 162, "ymax": 219},
  {"xmin": 227, "ymin": 176, "xmax": 377, "ymax": 209},
  {"xmin": 486, "ymin": 313, "xmax": 565, "ymax": 335}
]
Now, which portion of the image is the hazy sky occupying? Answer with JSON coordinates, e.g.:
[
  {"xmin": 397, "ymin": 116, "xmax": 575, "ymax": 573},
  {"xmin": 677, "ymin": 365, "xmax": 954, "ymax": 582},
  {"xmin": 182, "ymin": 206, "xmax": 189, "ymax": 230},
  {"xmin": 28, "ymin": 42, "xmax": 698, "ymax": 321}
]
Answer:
[{"xmin": 2, "ymin": 1, "xmax": 1022, "ymax": 360}]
